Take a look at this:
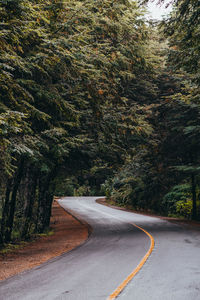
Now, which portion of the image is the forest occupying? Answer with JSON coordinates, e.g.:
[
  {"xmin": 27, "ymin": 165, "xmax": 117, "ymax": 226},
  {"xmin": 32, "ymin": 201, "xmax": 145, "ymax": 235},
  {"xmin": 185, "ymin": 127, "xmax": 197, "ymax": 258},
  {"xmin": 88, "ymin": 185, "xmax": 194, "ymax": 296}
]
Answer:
[{"xmin": 0, "ymin": 0, "xmax": 199, "ymax": 247}]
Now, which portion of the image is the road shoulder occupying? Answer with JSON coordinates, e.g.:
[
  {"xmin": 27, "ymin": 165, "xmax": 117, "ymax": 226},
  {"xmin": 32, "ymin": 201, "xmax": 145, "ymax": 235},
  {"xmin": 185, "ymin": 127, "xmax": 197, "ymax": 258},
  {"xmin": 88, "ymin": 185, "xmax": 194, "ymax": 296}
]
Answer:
[
  {"xmin": 96, "ymin": 198, "xmax": 200, "ymax": 228},
  {"xmin": 0, "ymin": 200, "xmax": 89, "ymax": 281}
]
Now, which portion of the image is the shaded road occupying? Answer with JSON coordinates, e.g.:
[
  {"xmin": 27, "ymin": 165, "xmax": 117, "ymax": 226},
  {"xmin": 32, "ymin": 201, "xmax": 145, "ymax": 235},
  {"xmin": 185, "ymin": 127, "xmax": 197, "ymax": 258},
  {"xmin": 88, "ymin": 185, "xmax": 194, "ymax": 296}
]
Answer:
[{"xmin": 0, "ymin": 197, "xmax": 200, "ymax": 300}]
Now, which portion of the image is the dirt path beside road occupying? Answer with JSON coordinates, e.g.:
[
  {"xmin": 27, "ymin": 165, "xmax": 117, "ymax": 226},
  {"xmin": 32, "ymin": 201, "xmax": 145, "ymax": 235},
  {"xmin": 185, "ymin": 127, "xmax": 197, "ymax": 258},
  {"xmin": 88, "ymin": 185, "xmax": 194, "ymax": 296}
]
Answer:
[{"xmin": 0, "ymin": 200, "xmax": 89, "ymax": 281}]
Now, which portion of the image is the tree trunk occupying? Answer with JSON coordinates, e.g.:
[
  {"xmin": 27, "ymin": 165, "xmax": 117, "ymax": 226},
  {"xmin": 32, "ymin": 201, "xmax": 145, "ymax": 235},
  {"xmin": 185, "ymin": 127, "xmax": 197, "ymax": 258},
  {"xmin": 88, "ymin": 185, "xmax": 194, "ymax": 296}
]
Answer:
[
  {"xmin": 0, "ymin": 178, "xmax": 12, "ymax": 245},
  {"xmin": 35, "ymin": 168, "xmax": 56, "ymax": 233},
  {"xmin": 191, "ymin": 174, "xmax": 197, "ymax": 220},
  {"xmin": 21, "ymin": 169, "xmax": 37, "ymax": 239},
  {"xmin": 4, "ymin": 158, "xmax": 25, "ymax": 242},
  {"xmin": 44, "ymin": 192, "xmax": 54, "ymax": 229},
  {"xmin": 35, "ymin": 172, "xmax": 53, "ymax": 233}
]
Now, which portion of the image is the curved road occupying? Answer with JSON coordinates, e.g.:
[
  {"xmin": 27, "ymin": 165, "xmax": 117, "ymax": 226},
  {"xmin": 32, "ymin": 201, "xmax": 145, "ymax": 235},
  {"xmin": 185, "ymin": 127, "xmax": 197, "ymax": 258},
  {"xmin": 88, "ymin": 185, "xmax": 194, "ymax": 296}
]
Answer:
[{"xmin": 0, "ymin": 197, "xmax": 200, "ymax": 300}]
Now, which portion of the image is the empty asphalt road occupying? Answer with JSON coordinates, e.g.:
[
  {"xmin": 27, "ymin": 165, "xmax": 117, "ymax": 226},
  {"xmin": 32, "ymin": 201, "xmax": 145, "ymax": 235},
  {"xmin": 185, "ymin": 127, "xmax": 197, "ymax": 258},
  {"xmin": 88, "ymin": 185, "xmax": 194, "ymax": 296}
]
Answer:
[{"xmin": 0, "ymin": 197, "xmax": 200, "ymax": 300}]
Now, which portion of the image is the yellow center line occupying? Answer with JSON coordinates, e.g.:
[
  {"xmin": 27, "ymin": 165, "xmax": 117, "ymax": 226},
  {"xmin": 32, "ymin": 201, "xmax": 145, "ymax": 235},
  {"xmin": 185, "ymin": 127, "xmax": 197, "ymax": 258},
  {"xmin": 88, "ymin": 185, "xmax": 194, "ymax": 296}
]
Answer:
[{"xmin": 107, "ymin": 223, "xmax": 155, "ymax": 300}]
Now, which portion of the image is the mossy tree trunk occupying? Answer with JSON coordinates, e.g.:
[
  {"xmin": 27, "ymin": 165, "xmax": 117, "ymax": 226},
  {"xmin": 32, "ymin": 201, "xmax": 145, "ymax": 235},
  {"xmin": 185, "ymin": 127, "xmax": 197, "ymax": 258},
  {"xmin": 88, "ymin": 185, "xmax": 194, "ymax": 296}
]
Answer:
[
  {"xmin": 36, "ymin": 168, "xmax": 56, "ymax": 233},
  {"xmin": 0, "ymin": 178, "xmax": 13, "ymax": 245},
  {"xmin": 4, "ymin": 158, "xmax": 25, "ymax": 242},
  {"xmin": 21, "ymin": 168, "xmax": 38, "ymax": 239}
]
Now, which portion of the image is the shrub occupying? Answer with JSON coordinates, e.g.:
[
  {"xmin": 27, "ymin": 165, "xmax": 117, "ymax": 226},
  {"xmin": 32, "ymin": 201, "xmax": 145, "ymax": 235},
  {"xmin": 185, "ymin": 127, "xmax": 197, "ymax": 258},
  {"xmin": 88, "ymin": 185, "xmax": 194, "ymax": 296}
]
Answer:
[
  {"xmin": 175, "ymin": 199, "xmax": 192, "ymax": 219},
  {"xmin": 162, "ymin": 184, "xmax": 191, "ymax": 217}
]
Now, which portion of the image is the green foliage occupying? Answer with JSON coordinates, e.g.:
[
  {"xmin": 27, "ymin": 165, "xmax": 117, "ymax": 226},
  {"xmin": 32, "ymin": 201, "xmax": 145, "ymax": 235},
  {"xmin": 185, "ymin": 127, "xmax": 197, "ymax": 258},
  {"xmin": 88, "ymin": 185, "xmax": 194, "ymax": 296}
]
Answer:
[
  {"xmin": 175, "ymin": 200, "xmax": 192, "ymax": 219},
  {"xmin": 0, "ymin": 0, "xmax": 159, "ymax": 245},
  {"xmin": 162, "ymin": 184, "xmax": 191, "ymax": 216},
  {"xmin": 162, "ymin": 1, "xmax": 200, "ymax": 82},
  {"xmin": 74, "ymin": 186, "xmax": 91, "ymax": 197},
  {"xmin": 104, "ymin": 19, "xmax": 200, "ymax": 219},
  {"xmin": 1, "ymin": 0, "xmax": 200, "ymax": 248}
]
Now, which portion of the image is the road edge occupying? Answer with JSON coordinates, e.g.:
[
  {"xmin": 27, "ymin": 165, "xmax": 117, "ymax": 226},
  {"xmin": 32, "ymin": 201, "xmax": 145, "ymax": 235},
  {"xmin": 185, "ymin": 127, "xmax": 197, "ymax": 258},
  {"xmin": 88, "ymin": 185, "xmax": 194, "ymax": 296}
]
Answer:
[
  {"xmin": 0, "ymin": 200, "xmax": 90, "ymax": 282},
  {"xmin": 96, "ymin": 198, "xmax": 200, "ymax": 228},
  {"xmin": 58, "ymin": 199, "xmax": 93, "ymax": 237}
]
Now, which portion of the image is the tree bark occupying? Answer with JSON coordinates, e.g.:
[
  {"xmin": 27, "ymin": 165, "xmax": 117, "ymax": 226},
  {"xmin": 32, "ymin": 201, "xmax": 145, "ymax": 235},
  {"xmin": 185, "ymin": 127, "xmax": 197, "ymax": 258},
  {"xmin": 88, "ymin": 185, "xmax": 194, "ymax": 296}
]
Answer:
[
  {"xmin": 4, "ymin": 158, "xmax": 25, "ymax": 242},
  {"xmin": 21, "ymin": 169, "xmax": 37, "ymax": 239},
  {"xmin": 0, "ymin": 178, "xmax": 12, "ymax": 245},
  {"xmin": 35, "ymin": 168, "xmax": 56, "ymax": 233},
  {"xmin": 44, "ymin": 192, "xmax": 54, "ymax": 229}
]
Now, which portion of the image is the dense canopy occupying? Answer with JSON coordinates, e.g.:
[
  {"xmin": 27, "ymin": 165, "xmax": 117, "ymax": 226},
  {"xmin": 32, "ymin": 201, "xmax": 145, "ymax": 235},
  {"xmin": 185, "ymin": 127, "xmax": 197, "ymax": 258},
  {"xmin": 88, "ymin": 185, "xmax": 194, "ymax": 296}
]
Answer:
[{"xmin": 0, "ymin": 0, "xmax": 199, "ymax": 247}]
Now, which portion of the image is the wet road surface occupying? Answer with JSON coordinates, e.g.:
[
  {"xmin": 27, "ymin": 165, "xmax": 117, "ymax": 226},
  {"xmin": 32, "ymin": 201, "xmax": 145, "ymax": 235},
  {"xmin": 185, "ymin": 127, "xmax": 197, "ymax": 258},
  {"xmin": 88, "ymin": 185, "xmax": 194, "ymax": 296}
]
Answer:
[{"xmin": 0, "ymin": 197, "xmax": 199, "ymax": 300}]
